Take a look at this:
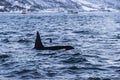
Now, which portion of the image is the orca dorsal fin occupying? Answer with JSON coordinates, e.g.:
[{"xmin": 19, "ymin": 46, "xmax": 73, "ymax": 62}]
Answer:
[{"xmin": 34, "ymin": 31, "xmax": 44, "ymax": 49}]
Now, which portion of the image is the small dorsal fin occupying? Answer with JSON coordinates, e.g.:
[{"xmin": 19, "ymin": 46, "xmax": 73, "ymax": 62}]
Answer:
[
  {"xmin": 34, "ymin": 31, "xmax": 44, "ymax": 49},
  {"xmin": 49, "ymin": 38, "xmax": 52, "ymax": 43}
]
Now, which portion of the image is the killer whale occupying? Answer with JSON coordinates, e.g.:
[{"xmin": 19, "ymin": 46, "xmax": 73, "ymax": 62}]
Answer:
[{"xmin": 34, "ymin": 31, "xmax": 74, "ymax": 50}]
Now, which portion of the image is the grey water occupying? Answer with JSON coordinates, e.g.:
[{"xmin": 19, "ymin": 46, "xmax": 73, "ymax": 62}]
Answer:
[{"xmin": 0, "ymin": 12, "xmax": 120, "ymax": 80}]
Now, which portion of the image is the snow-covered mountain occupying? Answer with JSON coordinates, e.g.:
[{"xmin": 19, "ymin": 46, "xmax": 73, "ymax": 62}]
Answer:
[
  {"xmin": 86, "ymin": 0, "xmax": 120, "ymax": 11},
  {"xmin": 0, "ymin": 0, "xmax": 119, "ymax": 13}
]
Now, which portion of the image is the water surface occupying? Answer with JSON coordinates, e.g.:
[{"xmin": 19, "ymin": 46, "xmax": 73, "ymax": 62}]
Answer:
[{"xmin": 0, "ymin": 12, "xmax": 120, "ymax": 80}]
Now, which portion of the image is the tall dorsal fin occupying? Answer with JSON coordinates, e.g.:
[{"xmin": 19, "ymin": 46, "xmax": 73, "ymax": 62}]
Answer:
[{"xmin": 34, "ymin": 31, "xmax": 44, "ymax": 49}]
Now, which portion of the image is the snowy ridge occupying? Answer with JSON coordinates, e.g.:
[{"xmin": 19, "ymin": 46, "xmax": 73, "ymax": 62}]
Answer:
[{"xmin": 0, "ymin": 0, "xmax": 119, "ymax": 13}]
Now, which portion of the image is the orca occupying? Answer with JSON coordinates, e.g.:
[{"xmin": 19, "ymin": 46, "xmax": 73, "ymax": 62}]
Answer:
[{"xmin": 34, "ymin": 31, "xmax": 74, "ymax": 50}]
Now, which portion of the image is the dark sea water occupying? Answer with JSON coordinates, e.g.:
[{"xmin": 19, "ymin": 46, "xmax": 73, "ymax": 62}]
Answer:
[{"xmin": 0, "ymin": 12, "xmax": 120, "ymax": 80}]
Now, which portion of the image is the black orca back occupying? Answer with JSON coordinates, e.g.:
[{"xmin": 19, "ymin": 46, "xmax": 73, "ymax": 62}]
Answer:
[{"xmin": 34, "ymin": 31, "xmax": 74, "ymax": 50}]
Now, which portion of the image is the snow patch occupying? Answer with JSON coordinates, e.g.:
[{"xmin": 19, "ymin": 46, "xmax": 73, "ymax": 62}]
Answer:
[
  {"xmin": 72, "ymin": 0, "xmax": 101, "ymax": 9},
  {"xmin": 0, "ymin": 6, "xmax": 4, "ymax": 9},
  {"xmin": 81, "ymin": 5, "xmax": 98, "ymax": 11},
  {"xmin": 56, "ymin": 0, "xmax": 67, "ymax": 3}
]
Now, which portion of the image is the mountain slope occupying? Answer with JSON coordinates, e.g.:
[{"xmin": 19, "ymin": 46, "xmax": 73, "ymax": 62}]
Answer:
[
  {"xmin": 0, "ymin": 0, "xmax": 119, "ymax": 13},
  {"xmin": 86, "ymin": 0, "xmax": 120, "ymax": 10}
]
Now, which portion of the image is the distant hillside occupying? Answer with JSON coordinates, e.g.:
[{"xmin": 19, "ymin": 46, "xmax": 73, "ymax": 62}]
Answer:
[{"xmin": 0, "ymin": 0, "xmax": 119, "ymax": 13}]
